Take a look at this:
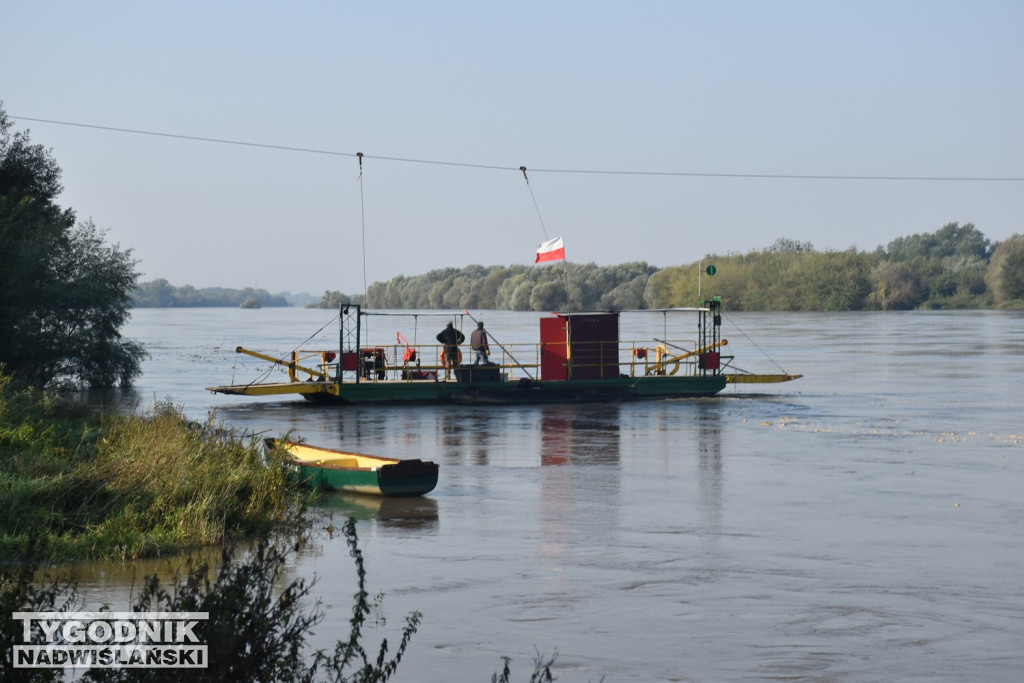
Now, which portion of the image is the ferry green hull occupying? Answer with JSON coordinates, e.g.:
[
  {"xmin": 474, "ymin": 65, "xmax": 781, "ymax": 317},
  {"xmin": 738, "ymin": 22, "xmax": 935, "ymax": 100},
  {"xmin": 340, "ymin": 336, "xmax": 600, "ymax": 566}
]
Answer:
[
  {"xmin": 290, "ymin": 460, "xmax": 438, "ymax": 496},
  {"xmin": 298, "ymin": 374, "xmax": 728, "ymax": 405}
]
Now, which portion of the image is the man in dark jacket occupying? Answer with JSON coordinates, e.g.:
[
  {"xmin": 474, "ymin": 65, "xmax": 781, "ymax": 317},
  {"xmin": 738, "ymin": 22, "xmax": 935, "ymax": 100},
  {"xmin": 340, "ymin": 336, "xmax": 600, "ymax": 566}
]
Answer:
[{"xmin": 436, "ymin": 322, "xmax": 465, "ymax": 379}]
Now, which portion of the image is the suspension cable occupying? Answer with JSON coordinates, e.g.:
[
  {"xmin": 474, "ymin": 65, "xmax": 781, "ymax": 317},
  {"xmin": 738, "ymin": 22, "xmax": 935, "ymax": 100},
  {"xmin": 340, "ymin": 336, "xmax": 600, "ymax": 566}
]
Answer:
[
  {"xmin": 357, "ymin": 152, "xmax": 367, "ymax": 300},
  {"xmin": 520, "ymin": 166, "xmax": 549, "ymax": 240},
  {"xmin": 721, "ymin": 314, "xmax": 790, "ymax": 375}
]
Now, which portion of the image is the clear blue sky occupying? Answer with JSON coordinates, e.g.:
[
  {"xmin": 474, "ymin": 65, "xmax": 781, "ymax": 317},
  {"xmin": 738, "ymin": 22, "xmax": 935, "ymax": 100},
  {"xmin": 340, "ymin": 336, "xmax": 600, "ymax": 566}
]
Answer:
[{"xmin": 5, "ymin": 1, "xmax": 1022, "ymax": 295}]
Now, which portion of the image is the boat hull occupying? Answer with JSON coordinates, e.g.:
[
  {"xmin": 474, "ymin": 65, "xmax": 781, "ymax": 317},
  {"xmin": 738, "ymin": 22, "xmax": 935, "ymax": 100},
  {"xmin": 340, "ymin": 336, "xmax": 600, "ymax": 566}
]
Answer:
[
  {"xmin": 265, "ymin": 439, "xmax": 439, "ymax": 497},
  {"xmin": 293, "ymin": 374, "xmax": 728, "ymax": 406},
  {"xmin": 290, "ymin": 459, "xmax": 438, "ymax": 496}
]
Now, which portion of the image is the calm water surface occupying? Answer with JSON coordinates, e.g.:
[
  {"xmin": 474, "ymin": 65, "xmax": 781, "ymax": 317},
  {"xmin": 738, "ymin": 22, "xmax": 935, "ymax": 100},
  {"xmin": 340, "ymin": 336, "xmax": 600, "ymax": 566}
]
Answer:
[{"xmin": 81, "ymin": 308, "xmax": 1023, "ymax": 681}]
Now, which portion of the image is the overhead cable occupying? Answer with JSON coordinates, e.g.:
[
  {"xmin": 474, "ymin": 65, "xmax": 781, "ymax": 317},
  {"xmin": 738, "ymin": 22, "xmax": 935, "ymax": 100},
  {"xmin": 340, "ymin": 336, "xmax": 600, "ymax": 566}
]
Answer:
[{"xmin": 12, "ymin": 115, "xmax": 1024, "ymax": 182}]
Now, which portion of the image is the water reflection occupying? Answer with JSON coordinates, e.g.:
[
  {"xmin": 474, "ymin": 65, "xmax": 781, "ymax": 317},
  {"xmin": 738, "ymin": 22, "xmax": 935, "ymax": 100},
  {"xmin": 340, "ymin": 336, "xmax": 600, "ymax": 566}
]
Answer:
[
  {"xmin": 438, "ymin": 409, "xmax": 470, "ymax": 457},
  {"xmin": 68, "ymin": 386, "xmax": 148, "ymax": 415},
  {"xmin": 538, "ymin": 404, "xmax": 623, "ymax": 597},
  {"xmin": 315, "ymin": 492, "xmax": 440, "ymax": 532},
  {"xmin": 46, "ymin": 548, "xmax": 227, "ymax": 611},
  {"xmin": 539, "ymin": 403, "xmax": 622, "ymax": 466},
  {"xmin": 695, "ymin": 402, "xmax": 723, "ymax": 532},
  {"xmin": 460, "ymin": 410, "xmax": 496, "ymax": 466}
]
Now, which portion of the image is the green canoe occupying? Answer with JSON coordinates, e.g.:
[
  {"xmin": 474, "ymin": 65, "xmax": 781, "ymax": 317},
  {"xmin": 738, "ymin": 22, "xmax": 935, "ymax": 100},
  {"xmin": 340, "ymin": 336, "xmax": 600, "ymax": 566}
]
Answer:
[{"xmin": 264, "ymin": 438, "xmax": 439, "ymax": 497}]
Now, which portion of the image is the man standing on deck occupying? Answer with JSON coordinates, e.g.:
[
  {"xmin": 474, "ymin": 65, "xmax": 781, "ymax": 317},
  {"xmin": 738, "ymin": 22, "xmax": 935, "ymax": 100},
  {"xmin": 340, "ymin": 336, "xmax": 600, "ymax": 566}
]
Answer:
[
  {"xmin": 436, "ymin": 321, "xmax": 465, "ymax": 380},
  {"xmin": 470, "ymin": 321, "xmax": 490, "ymax": 365}
]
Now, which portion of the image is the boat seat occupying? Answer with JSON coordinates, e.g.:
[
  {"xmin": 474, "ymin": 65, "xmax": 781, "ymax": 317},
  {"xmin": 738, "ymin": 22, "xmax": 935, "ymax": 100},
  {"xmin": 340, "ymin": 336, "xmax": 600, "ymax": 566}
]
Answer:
[{"xmin": 317, "ymin": 457, "xmax": 362, "ymax": 468}]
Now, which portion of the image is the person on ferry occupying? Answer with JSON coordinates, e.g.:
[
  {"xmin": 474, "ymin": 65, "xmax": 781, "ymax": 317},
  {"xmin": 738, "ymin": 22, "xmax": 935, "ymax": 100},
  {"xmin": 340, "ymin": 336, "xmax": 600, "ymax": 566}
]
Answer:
[
  {"xmin": 436, "ymin": 321, "xmax": 465, "ymax": 379},
  {"xmin": 470, "ymin": 321, "xmax": 490, "ymax": 365}
]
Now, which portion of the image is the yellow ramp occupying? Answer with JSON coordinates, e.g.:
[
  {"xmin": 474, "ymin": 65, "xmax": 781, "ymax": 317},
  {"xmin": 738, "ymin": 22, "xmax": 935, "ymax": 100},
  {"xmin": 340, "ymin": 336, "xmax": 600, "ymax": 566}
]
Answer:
[
  {"xmin": 724, "ymin": 374, "xmax": 803, "ymax": 384},
  {"xmin": 206, "ymin": 381, "xmax": 336, "ymax": 396}
]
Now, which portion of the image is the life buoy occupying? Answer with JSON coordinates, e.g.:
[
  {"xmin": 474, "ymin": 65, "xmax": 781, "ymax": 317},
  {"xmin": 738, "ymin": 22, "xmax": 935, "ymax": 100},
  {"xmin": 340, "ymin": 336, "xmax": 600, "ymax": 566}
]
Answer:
[{"xmin": 440, "ymin": 349, "xmax": 462, "ymax": 367}]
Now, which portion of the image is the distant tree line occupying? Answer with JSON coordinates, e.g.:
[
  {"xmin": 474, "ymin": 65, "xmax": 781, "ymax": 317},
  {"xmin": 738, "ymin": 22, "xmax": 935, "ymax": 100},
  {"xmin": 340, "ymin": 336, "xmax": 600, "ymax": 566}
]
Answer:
[
  {"xmin": 648, "ymin": 224, "xmax": 1024, "ymax": 311},
  {"xmin": 339, "ymin": 261, "xmax": 659, "ymax": 311},
  {"xmin": 307, "ymin": 290, "xmax": 364, "ymax": 309},
  {"xmin": 132, "ymin": 278, "xmax": 290, "ymax": 307},
  {"xmin": 308, "ymin": 223, "xmax": 1024, "ymax": 312},
  {"xmin": 137, "ymin": 226, "xmax": 1024, "ymax": 314}
]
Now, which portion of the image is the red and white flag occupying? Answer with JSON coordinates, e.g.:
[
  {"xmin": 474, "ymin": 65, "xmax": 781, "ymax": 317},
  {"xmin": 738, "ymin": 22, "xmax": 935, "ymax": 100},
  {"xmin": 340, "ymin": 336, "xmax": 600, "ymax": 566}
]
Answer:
[{"xmin": 535, "ymin": 236, "xmax": 565, "ymax": 263}]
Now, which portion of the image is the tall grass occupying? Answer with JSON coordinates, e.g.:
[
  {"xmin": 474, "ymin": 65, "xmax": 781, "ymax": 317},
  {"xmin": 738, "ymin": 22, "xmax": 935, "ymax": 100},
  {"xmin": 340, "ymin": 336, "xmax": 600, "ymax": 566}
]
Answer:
[{"xmin": 0, "ymin": 373, "xmax": 307, "ymax": 562}]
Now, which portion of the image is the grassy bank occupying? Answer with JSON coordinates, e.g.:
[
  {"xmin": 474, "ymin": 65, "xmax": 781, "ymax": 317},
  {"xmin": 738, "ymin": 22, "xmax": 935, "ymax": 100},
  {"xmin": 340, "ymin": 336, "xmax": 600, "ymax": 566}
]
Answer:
[
  {"xmin": 0, "ymin": 373, "xmax": 566, "ymax": 681},
  {"xmin": 0, "ymin": 373, "xmax": 308, "ymax": 562}
]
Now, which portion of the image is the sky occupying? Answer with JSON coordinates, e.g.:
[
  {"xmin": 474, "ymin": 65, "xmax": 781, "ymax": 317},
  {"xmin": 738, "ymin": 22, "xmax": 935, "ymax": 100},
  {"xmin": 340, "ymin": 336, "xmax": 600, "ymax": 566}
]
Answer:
[{"xmin": 4, "ymin": 1, "xmax": 1023, "ymax": 296}]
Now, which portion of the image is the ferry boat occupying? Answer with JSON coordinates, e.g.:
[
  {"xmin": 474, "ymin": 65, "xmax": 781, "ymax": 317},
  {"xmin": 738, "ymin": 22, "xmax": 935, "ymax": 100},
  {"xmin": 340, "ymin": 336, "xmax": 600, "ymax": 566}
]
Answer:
[{"xmin": 206, "ymin": 299, "xmax": 800, "ymax": 406}]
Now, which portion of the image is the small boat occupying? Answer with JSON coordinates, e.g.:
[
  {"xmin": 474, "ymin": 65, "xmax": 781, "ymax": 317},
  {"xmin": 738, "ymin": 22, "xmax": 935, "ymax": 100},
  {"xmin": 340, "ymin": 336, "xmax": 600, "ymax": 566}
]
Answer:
[
  {"xmin": 210, "ymin": 299, "xmax": 801, "ymax": 406},
  {"xmin": 264, "ymin": 438, "xmax": 439, "ymax": 497}
]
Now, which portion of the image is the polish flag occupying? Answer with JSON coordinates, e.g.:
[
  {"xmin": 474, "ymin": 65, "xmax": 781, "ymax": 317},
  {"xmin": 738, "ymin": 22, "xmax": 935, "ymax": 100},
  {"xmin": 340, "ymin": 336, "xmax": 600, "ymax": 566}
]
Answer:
[{"xmin": 535, "ymin": 236, "xmax": 566, "ymax": 263}]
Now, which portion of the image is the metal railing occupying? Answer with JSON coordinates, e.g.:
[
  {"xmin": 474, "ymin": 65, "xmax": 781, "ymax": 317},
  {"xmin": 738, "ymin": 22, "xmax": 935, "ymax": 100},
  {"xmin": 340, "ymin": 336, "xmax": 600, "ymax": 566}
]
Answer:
[{"xmin": 278, "ymin": 338, "xmax": 725, "ymax": 384}]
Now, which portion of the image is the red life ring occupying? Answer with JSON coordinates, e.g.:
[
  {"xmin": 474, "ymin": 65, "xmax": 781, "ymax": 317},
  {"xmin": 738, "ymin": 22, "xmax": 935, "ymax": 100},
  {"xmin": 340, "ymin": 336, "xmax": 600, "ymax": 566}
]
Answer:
[{"xmin": 440, "ymin": 349, "xmax": 462, "ymax": 366}]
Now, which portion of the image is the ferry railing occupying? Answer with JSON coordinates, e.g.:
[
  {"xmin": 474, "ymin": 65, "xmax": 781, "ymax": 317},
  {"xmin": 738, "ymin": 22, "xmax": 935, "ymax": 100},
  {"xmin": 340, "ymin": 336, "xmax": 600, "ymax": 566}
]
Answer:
[
  {"xmin": 524, "ymin": 338, "xmax": 705, "ymax": 379},
  {"xmin": 329, "ymin": 343, "xmax": 542, "ymax": 384},
  {"xmin": 317, "ymin": 338, "xmax": 724, "ymax": 384},
  {"xmin": 535, "ymin": 338, "xmax": 730, "ymax": 379}
]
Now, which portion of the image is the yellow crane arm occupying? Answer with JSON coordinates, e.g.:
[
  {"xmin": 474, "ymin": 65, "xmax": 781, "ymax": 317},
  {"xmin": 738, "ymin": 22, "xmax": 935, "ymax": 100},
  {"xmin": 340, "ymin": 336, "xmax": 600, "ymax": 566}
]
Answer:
[
  {"xmin": 647, "ymin": 339, "xmax": 729, "ymax": 375},
  {"xmin": 235, "ymin": 346, "xmax": 328, "ymax": 382}
]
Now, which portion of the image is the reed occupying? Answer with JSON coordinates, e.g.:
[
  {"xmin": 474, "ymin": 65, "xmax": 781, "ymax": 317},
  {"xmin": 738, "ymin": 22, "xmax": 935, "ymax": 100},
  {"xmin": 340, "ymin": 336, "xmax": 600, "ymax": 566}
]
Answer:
[{"xmin": 0, "ymin": 373, "xmax": 308, "ymax": 562}]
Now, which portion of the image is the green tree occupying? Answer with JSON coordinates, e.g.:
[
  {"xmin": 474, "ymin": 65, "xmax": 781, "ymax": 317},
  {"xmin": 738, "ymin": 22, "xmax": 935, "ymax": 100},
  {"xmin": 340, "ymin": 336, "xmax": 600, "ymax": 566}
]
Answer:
[
  {"xmin": 885, "ymin": 222, "xmax": 991, "ymax": 262},
  {"xmin": 133, "ymin": 278, "xmax": 175, "ymax": 306},
  {"xmin": 880, "ymin": 223, "xmax": 992, "ymax": 308},
  {"xmin": 766, "ymin": 237, "xmax": 814, "ymax": 253},
  {"xmin": 479, "ymin": 266, "xmax": 508, "ymax": 309},
  {"xmin": 0, "ymin": 106, "xmax": 145, "ymax": 388},
  {"xmin": 308, "ymin": 290, "xmax": 355, "ymax": 309},
  {"xmin": 1001, "ymin": 240, "xmax": 1024, "ymax": 300},
  {"xmin": 529, "ymin": 280, "xmax": 564, "ymax": 311},
  {"xmin": 800, "ymin": 249, "xmax": 874, "ymax": 310},
  {"xmin": 868, "ymin": 260, "xmax": 924, "ymax": 310}
]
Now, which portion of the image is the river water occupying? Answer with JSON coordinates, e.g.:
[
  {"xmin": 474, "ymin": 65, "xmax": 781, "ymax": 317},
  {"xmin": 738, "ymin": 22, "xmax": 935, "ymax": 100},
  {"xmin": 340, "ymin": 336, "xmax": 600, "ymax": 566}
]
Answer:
[{"xmin": 78, "ymin": 308, "xmax": 1023, "ymax": 681}]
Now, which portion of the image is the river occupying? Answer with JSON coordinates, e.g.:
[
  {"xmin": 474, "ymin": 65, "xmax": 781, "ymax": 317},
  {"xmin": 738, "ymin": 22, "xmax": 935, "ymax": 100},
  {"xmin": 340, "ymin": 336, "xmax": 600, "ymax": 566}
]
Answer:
[{"xmin": 74, "ymin": 307, "xmax": 1024, "ymax": 681}]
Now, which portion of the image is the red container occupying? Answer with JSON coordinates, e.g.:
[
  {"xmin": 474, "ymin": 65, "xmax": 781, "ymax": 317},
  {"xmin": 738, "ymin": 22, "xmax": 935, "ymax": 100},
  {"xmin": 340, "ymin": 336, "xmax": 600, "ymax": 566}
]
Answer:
[
  {"xmin": 699, "ymin": 351, "xmax": 720, "ymax": 370},
  {"xmin": 540, "ymin": 313, "xmax": 620, "ymax": 380}
]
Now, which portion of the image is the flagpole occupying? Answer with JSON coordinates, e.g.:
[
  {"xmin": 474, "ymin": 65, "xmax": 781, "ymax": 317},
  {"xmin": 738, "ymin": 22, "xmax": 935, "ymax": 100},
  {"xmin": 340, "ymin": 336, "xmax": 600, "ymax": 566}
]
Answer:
[
  {"xmin": 534, "ymin": 236, "xmax": 570, "ymax": 310},
  {"xmin": 562, "ymin": 260, "xmax": 572, "ymax": 311}
]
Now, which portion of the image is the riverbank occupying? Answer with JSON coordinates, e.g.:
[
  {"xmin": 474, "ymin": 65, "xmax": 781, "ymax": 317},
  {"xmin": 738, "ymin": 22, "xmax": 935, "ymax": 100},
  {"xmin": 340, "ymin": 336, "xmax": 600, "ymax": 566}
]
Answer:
[{"xmin": 0, "ymin": 373, "xmax": 308, "ymax": 563}]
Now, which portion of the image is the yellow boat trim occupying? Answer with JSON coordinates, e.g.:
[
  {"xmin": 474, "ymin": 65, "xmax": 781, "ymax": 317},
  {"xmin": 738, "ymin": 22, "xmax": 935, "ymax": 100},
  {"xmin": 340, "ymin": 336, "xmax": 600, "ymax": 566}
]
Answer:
[
  {"xmin": 205, "ymin": 381, "xmax": 339, "ymax": 397},
  {"xmin": 724, "ymin": 374, "xmax": 803, "ymax": 384}
]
